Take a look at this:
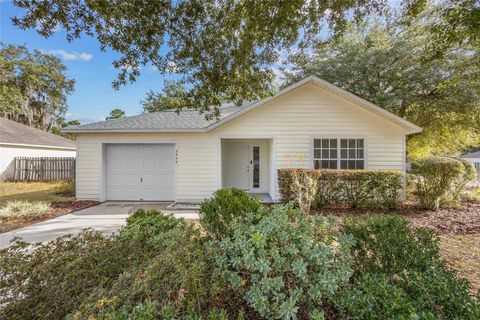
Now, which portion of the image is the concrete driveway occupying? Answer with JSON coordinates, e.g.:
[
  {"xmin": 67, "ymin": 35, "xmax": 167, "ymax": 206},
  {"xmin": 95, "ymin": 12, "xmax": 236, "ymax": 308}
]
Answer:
[{"xmin": 0, "ymin": 202, "xmax": 199, "ymax": 249}]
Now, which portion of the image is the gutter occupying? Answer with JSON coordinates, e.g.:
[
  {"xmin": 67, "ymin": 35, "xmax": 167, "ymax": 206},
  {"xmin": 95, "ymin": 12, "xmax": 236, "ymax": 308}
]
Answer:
[{"xmin": 0, "ymin": 142, "xmax": 76, "ymax": 151}]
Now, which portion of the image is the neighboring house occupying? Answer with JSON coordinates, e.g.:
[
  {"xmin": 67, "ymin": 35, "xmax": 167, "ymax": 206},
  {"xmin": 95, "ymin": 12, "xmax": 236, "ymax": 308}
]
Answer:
[
  {"xmin": 0, "ymin": 118, "xmax": 76, "ymax": 181},
  {"xmin": 64, "ymin": 76, "xmax": 422, "ymax": 203},
  {"xmin": 461, "ymin": 151, "xmax": 480, "ymax": 176}
]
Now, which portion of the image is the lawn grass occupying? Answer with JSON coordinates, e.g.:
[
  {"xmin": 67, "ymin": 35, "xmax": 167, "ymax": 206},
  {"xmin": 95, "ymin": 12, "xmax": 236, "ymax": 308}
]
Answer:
[
  {"xmin": 0, "ymin": 181, "xmax": 75, "ymax": 207},
  {"xmin": 439, "ymin": 234, "xmax": 480, "ymax": 294}
]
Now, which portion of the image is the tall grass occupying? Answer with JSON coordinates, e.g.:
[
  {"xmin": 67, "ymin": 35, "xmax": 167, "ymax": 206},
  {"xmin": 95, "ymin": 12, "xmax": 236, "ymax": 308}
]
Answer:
[{"xmin": 0, "ymin": 201, "xmax": 51, "ymax": 217}]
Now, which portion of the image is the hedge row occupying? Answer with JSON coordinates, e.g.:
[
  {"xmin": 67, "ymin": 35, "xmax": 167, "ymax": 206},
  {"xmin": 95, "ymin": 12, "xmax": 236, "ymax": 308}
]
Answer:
[{"xmin": 278, "ymin": 168, "xmax": 404, "ymax": 209}]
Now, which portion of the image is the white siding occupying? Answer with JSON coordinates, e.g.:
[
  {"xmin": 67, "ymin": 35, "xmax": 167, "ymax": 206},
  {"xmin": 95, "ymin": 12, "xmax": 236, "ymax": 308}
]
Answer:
[
  {"xmin": 75, "ymin": 83, "xmax": 407, "ymax": 201},
  {"xmin": 0, "ymin": 145, "xmax": 76, "ymax": 181}
]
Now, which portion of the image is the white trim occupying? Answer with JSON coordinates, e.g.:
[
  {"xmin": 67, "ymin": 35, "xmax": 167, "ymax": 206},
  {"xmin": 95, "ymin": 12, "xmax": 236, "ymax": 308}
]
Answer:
[
  {"xmin": 99, "ymin": 140, "xmax": 178, "ymax": 202},
  {"xmin": 0, "ymin": 142, "xmax": 76, "ymax": 150},
  {"xmin": 270, "ymin": 138, "xmax": 277, "ymax": 201},
  {"xmin": 63, "ymin": 128, "xmax": 206, "ymax": 133},
  {"xmin": 310, "ymin": 135, "xmax": 369, "ymax": 169}
]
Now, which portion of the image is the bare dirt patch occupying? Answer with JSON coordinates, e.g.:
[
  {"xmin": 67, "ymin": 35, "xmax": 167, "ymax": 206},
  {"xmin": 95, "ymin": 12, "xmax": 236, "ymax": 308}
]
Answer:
[{"xmin": 0, "ymin": 200, "xmax": 98, "ymax": 233}]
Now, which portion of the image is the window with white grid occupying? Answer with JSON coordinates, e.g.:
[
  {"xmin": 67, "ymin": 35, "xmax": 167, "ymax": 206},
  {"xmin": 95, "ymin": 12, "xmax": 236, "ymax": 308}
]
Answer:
[
  {"xmin": 313, "ymin": 138, "xmax": 365, "ymax": 170},
  {"xmin": 313, "ymin": 138, "xmax": 338, "ymax": 169}
]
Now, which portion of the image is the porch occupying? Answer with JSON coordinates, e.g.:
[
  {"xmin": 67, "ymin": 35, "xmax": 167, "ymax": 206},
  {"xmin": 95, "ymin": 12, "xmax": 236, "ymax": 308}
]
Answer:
[{"xmin": 221, "ymin": 138, "xmax": 274, "ymax": 200}]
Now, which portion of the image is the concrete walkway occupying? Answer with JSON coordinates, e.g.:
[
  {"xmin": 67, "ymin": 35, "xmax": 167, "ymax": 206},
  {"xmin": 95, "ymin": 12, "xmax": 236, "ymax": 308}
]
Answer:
[{"xmin": 0, "ymin": 202, "xmax": 199, "ymax": 248}]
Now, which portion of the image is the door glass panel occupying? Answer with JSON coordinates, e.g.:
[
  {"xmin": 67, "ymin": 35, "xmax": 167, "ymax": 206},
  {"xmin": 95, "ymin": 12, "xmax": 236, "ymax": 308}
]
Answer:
[{"xmin": 253, "ymin": 146, "xmax": 260, "ymax": 188}]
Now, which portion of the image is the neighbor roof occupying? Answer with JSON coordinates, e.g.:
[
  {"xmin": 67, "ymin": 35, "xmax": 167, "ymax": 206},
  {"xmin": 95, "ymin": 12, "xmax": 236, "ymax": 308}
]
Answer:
[
  {"xmin": 64, "ymin": 76, "xmax": 422, "ymax": 134},
  {"xmin": 462, "ymin": 151, "xmax": 480, "ymax": 159},
  {"xmin": 0, "ymin": 117, "xmax": 76, "ymax": 149}
]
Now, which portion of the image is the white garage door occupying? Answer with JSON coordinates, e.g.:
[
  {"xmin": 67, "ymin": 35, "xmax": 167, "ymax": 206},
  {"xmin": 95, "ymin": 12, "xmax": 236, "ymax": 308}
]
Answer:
[{"xmin": 106, "ymin": 144, "xmax": 175, "ymax": 201}]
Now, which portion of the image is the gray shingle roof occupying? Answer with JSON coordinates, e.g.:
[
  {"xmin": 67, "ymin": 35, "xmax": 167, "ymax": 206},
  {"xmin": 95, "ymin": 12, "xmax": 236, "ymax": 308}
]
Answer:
[
  {"xmin": 462, "ymin": 151, "xmax": 480, "ymax": 159},
  {"xmin": 65, "ymin": 102, "xmax": 254, "ymax": 132},
  {"xmin": 0, "ymin": 117, "xmax": 76, "ymax": 149}
]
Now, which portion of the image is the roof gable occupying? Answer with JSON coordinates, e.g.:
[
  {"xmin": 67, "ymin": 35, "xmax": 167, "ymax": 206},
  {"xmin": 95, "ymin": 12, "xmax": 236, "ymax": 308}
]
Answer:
[
  {"xmin": 208, "ymin": 76, "xmax": 422, "ymax": 134},
  {"xmin": 64, "ymin": 76, "xmax": 422, "ymax": 134}
]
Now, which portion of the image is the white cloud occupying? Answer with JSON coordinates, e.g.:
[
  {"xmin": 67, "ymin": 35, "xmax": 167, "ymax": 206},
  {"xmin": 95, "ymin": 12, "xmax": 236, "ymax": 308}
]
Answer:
[
  {"xmin": 49, "ymin": 50, "xmax": 93, "ymax": 61},
  {"xmin": 65, "ymin": 113, "xmax": 104, "ymax": 124}
]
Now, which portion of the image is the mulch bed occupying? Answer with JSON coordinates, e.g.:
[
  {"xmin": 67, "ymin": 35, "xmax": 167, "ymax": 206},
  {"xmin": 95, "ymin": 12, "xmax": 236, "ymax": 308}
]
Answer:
[
  {"xmin": 312, "ymin": 199, "xmax": 480, "ymax": 236},
  {"xmin": 0, "ymin": 200, "xmax": 98, "ymax": 234}
]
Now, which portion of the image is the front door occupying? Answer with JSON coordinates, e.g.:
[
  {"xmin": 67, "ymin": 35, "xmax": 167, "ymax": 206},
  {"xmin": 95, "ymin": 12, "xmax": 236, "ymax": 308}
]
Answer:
[{"xmin": 224, "ymin": 144, "xmax": 261, "ymax": 192}]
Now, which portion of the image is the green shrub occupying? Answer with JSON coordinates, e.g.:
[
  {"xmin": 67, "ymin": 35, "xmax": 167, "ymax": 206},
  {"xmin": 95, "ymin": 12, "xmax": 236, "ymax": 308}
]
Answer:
[
  {"xmin": 278, "ymin": 168, "xmax": 403, "ymax": 210},
  {"xmin": 338, "ymin": 215, "xmax": 480, "ymax": 319},
  {"xmin": 335, "ymin": 273, "xmax": 427, "ymax": 319},
  {"xmin": 342, "ymin": 215, "xmax": 441, "ymax": 275},
  {"xmin": 336, "ymin": 270, "xmax": 479, "ymax": 320},
  {"xmin": 199, "ymin": 188, "xmax": 262, "ymax": 238},
  {"xmin": 0, "ymin": 209, "xmax": 220, "ymax": 320},
  {"xmin": 73, "ymin": 238, "xmax": 221, "ymax": 319},
  {"xmin": 411, "ymin": 156, "xmax": 476, "ymax": 210},
  {"xmin": 0, "ymin": 200, "xmax": 50, "ymax": 216},
  {"xmin": 213, "ymin": 204, "xmax": 354, "ymax": 319},
  {"xmin": 0, "ymin": 231, "xmax": 117, "ymax": 319},
  {"xmin": 448, "ymin": 158, "xmax": 477, "ymax": 204}
]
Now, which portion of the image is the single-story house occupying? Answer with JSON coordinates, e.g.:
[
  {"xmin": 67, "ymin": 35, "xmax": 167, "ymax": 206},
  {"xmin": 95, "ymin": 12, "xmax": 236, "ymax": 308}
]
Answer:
[
  {"xmin": 0, "ymin": 118, "xmax": 76, "ymax": 181},
  {"xmin": 64, "ymin": 76, "xmax": 422, "ymax": 203}
]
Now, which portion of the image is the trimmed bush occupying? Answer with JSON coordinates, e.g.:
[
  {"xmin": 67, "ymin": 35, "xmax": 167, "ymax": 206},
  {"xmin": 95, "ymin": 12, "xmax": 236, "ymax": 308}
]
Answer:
[
  {"xmin": 278, "ymin": 168, "xmax": 403, "ymax": 210},
  {"xmin": 199, "ymin": 188, "xmax": 262, "ymax": 238},
  {"xmin": 213, "ymin": 204, "xmax": 354, "ymax": 319},
  {"xmin": 411, "ymin": 156, "xmax": 477, "ymax": 210},
  {"xmin": 337, "ymin": 215, "xmax": 480, "ymax": 319}
]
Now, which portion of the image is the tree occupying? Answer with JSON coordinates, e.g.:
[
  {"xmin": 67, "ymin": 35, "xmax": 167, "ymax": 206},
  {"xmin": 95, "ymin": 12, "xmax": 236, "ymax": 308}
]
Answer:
[
  {"xmin": 11, "ymin": 0, "xmax": 391, "ymax": 118},
  {"xmin": 403, "ymin": 0, "xmax": 480, "ymax": 58},
  {"xmin": 0, "ymin": 43, "xmax": 75, "ymax": 131},
  {"xmin": 142, "ymin": 81, "xmax": 187, "ymax": 113},
  {"xmin": 285, "ymin": 10, "xmax": 480, "ymax": 159},
  {"xmin": 11, "ymin": 0, "xmax": 476, "ymax": 121},
  {"xmin": 106, "ymin": 108, "xmax": 125, "ymax": 120}
]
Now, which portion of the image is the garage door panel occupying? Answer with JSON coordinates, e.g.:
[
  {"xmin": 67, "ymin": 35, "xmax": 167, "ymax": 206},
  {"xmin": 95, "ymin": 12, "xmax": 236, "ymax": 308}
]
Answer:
[
  {"xmin": 125, "ymin": 158, "xmax": 142, "ymax": 170},
  {"xmin": 107, "ymin": 173, "xmax": 124, "ymax": 185},
  {"xmin": 106, "ymin": 144, "xmax": 175, "ymax": 201},
  {"xmin": 108, "ymin": 186, "xmax": 141, "ymax": 201},
  {"xmin": 124, "ymin": 174, "xmax": 141, "ymax": 185},
  {"xmin": 143, "ymin": 158, "xmax": 159, "ymax": 170}
]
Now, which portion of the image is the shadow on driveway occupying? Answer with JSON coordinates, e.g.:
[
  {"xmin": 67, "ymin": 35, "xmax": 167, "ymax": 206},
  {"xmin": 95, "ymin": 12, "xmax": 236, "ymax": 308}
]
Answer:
[{"xmin": 0, "ymin": 201, "xmax": 199, "ymax": 248}]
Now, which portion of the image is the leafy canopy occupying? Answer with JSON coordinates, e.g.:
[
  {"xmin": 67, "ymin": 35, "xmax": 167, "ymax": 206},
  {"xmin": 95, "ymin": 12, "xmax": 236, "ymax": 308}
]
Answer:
[
  {"xmin": 106, "ymin": 108, "xmax": 126, "ymax": 120},
  {"xmin": 10, "ymin": 0, "xmax": 478, "ymax": 129},
  {"xmin": 286, "ymin": 9, "xmax": 480, "ymax": 159},
  {"xmin": 0, "ymin": 43, "xmax": 75, "ymax": 131},
  {"xmin": 12, "ymin": 0, "xmax": 389, "ymax": 117},
  {"xmin": 141, "ymin": 81, "xmax": 187, "ymax": 113}
]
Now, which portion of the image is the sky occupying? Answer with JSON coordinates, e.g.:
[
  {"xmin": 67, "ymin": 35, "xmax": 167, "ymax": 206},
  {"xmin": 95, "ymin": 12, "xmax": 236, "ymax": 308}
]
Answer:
[
  {"xmin": 0, "ymin": 0, "xmax": 170, "ymax": 124},
  {"xmin": 0, "ymin": 1, "xmax": 404, "ymax": 124}
]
